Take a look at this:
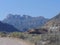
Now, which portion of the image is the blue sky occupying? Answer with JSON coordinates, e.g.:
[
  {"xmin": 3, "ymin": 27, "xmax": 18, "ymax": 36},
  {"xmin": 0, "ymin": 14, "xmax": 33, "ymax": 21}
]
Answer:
[{"xmin": 0, "ymin": 0, "xmax": 60, "ymax": 20}]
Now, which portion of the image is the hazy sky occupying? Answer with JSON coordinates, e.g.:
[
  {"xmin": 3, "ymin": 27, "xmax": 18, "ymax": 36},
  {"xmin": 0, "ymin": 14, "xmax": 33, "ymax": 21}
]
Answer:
[{"xmin": 0, "ymin": 0, "xmax": 60, "ymax": 20}]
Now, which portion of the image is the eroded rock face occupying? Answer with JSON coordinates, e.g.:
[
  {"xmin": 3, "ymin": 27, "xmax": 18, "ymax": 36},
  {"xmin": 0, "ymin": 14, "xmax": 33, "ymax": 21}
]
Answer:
[
  {"xmin": 27, "ymin": 28, "xmax": 48, "ymax": 34},
  {"xmin": 3, "ymin": 14, "xmax": 48, "ymax": 32}
]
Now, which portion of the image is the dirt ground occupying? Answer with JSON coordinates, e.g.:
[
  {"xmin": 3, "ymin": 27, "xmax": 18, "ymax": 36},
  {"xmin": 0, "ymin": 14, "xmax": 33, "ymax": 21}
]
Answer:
[{"xmin": 0, "ymin": 37, "xmax": 34, "ymax": 45}]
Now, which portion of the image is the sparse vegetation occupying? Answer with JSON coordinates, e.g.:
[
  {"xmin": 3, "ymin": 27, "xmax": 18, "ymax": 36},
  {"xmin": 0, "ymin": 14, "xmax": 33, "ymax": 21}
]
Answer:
[
  {"xmin": 0, "ymin": 32, "xmax": 7, "ymax": 37},
  {"xmin": 0, "ymin": 32, "xmax": 60, "ymax": 45}
]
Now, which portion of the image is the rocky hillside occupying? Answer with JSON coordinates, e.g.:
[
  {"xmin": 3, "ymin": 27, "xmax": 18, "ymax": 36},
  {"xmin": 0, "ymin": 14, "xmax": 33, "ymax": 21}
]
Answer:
[
  {"xmin": 45, "ymin": 13, "xmax": 60, "ymax": 27},
  {"xmin": 0, "ymin": 21, "xmax": 19, "ymax": 32},
  {"xmin": 2, "ymin": 14, "xmax": 48, "ymax": 32}
]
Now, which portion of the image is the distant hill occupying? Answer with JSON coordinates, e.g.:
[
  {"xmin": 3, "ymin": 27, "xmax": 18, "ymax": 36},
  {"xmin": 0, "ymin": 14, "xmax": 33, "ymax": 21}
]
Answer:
[
  {"xmin": 3, "ymin": 14, "xmax": 48, "ymax": 32},
  {"xmin": 0, "ymin": 21, "xmax": 19, "ymax": 32},
  {"xmin": 45, "ymin": 13, "xmax": 60, "ymax": 27}
]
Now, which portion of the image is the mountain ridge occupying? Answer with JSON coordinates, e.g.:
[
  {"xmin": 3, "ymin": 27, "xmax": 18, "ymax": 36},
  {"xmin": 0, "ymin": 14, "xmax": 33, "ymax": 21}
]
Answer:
[
  {"xmin": 0, "ymin": 21, "xmax": 19, "ymax": 32},
  {"xmin": 3, "ymin": 14, "xmax": 48, "ymax": 32}
]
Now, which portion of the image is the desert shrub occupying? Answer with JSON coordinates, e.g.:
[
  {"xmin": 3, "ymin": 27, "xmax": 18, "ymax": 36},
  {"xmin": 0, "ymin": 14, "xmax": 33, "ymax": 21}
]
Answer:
[
  {"xmin": 0, "ymin": 32, "xmax": 7, "ymax": 37},
  {"xmin": 8, "ymin": 32, "xmax": 21, "ymax": 37},
  {"xmin": 8, "ymin": 32, "xmax": 28, "ymax": 39},
  {"xmin": 9, "ymin": 32, "xmax": 41, "ymax": 43},
  {"xmin": 35, "ymin": 33, "xmax": 60, "ymax": 45},
  {"xmin": 49, "ymin": 35, "xmax": 59, "ymax": 43}
]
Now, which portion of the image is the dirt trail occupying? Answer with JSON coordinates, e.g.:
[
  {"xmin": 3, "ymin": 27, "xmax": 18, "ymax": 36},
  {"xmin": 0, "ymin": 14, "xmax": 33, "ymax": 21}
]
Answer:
[{"xmin": 0, "ymin": 37, "xmax": 34, "ymax": 45}]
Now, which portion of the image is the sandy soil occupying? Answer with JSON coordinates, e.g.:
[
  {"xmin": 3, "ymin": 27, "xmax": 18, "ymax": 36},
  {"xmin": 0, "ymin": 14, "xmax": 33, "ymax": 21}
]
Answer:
[{"xmin": 0, "ymin": 37, "xmax": 34, "ymax": 45}]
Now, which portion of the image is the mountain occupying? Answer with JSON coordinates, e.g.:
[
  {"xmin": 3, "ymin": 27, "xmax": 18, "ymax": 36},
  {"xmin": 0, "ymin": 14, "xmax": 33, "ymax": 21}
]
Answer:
[
  {"xmin": 0, "ymin": 21, "xmax": 19, "ymax": 32},
  {"xmin": 3, "ymin": 14, "xmax": 48, "ymax": 32},
  {"xmin": 44, "ymin": 13, "xmax": 60, "ymax": 29}
]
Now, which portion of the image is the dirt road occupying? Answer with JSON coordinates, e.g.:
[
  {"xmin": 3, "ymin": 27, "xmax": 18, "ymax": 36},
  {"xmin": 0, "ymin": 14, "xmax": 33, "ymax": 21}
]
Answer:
[{"xmin": 0, "ymin": 37, "xmax": 33, "ymax": 45}]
